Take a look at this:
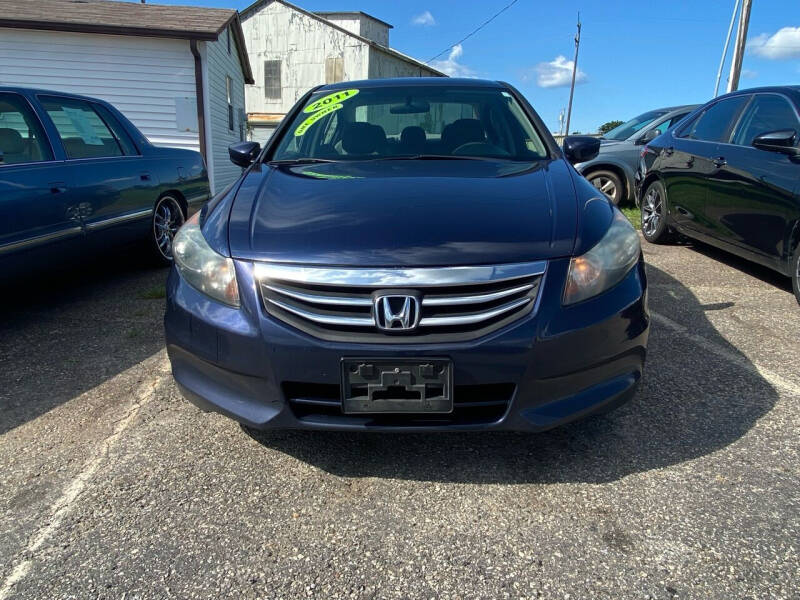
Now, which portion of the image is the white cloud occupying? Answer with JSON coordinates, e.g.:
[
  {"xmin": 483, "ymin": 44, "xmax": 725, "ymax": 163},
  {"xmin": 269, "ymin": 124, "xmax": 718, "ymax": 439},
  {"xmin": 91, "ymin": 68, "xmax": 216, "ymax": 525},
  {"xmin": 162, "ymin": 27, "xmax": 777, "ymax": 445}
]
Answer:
[
  {"xmin": 532, "ymin": 55, "xmax": 587, "ymax": 89},
  {"xmin": 412, "ymin": 10, "xmax": 436, "ymax": 26},
  {"xmin": 430, "ymin": 44, "xmax": 477, "ymax": 77},
  {"xmin": 749, "ymin": 26, "xmax": 800, "ymax": 59},
  {"xmin": 741, "ymin": 68, "xmax": 758, "ymax": 79}
]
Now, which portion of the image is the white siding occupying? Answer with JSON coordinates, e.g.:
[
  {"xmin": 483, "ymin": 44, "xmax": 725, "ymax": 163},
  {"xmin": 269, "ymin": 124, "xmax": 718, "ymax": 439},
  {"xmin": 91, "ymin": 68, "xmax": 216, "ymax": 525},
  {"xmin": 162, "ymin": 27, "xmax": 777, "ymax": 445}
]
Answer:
[
  {"xmin": 242, "ymin": 2, "xmax": 368, "ymax": 116},
  {"xmin": 0, "ymin": 29, "xmax": 199, "ymax": 151},
  {"xmin": 203, "ymin": 30, "xmax": 247, "ymax": 194}
]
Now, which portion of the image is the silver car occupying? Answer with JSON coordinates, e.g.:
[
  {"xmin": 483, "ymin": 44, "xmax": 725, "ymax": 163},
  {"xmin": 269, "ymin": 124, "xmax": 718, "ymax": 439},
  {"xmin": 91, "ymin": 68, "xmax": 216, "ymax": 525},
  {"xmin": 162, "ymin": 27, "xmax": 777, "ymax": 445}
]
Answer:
[{"xmin": 575, "ymin": 105, "xmax": 699, "ymax": 204}]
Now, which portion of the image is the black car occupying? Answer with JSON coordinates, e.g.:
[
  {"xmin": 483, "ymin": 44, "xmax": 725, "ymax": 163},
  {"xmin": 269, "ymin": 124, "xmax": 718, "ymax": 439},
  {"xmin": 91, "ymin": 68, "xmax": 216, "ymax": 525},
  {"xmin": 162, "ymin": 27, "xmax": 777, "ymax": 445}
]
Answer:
[{"xmin": 637, "ymin": 86, "xmax": 800, "ymax": 304}]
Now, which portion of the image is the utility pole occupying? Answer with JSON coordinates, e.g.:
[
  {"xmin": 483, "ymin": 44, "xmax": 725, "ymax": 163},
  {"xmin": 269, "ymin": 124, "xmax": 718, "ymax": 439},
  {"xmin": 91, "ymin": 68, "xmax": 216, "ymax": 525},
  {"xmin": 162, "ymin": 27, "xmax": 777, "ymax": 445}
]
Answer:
[
  {"xmin": 727, "ymin": 0, "xmax": 752, "ymax": 93},
  {"xmin": 564, "ymin": 13, "xmax": 581, "ymax": 136},
  {"xmin": 714, "ymin": 0, "xmax": 740, "ymax": 97}
]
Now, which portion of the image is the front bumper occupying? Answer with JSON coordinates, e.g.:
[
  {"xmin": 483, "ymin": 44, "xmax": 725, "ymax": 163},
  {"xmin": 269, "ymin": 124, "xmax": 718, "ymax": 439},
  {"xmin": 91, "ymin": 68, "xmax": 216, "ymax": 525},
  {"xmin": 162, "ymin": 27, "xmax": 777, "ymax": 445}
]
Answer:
[{"xmin": 165, "ymin": 257, "xmax": 649, "ymax": 432}]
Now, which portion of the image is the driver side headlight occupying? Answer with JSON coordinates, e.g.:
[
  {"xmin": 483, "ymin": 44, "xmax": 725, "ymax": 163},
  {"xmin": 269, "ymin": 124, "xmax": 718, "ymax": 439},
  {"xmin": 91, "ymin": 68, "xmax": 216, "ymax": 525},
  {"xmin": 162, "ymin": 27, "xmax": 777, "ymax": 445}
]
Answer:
[
  {"xmin": 173, "ymin": 212, "xmax": 240, "ymax": 307},
  {"xmin": 563, "ymin": 210, "xmax": 641, "ymax": 305}
]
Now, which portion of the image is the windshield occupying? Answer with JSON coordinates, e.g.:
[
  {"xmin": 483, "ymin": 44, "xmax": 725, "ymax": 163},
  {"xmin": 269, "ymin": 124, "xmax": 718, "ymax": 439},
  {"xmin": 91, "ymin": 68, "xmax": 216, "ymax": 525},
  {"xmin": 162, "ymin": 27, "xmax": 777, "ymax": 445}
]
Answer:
[
  {"xmin": 270, "ymin": 85, "xmax": 548, "ymax": 162},
  {"xmin": 603, "ymin": 110, "xmax": 668, "ymax": 141}
]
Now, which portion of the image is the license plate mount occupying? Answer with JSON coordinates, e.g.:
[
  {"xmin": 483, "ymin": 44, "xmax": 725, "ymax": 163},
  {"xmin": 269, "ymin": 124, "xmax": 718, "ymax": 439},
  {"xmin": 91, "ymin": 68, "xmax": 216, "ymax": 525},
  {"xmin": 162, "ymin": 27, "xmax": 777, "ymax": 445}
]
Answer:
[{"xmin": 341, "ymin": 358, "xmax": 453, "ymax": 414}]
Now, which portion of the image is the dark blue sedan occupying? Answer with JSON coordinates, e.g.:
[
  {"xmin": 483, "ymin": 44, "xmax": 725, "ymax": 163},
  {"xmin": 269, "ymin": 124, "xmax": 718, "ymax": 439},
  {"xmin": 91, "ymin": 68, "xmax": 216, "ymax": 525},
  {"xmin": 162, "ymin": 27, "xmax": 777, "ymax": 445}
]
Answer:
[
  {"xmin": 0, "ymin": 87, "xmax": 209, "ymax": 276},
  {"xmin": 165, "ymin": 78, "xmax": 649, "ymax": 432}
]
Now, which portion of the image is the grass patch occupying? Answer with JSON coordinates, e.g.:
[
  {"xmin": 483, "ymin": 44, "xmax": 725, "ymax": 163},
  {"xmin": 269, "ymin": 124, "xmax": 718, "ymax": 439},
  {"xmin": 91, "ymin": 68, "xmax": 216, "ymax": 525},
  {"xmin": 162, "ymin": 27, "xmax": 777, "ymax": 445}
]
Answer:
[
  {"xmin": 620, "ymin": 205, "xmax": 641, "ymax": 230},
  {"xmin": 139, "ymin": 284, "xmax": 166, "ymax": 300}
]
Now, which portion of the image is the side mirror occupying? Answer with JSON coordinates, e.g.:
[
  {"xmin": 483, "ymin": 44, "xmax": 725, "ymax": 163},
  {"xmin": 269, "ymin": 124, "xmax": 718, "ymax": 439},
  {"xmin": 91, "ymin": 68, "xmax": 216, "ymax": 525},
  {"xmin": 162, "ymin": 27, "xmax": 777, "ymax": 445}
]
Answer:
[
  {"xmin": 229, "ymin": 141, "xmax": 261, "ymax": 167},
  {"xmin": 752, "ymin": 129, "xmax": 799, "ymax": 156},
  {"xmin": 563, "ymin": 135, "xmax": 601, "ymax": 164},
  {"xmin": 636, "ymin": 128, "xmax": 661, "ymax": 145}
]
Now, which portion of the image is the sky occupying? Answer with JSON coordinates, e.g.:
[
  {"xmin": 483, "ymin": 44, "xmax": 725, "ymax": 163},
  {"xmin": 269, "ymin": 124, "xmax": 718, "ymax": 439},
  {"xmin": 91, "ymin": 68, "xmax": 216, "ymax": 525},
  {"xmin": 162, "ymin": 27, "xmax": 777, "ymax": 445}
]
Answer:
[{"xmin": 139, "ymin": 0, "xmax": 797, "ymax": 133}]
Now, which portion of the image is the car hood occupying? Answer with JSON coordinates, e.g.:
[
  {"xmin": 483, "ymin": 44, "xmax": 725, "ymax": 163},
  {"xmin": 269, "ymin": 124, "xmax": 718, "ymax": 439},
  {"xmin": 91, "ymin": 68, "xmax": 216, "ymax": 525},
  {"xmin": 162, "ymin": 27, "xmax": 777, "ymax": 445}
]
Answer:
[{"xmin": 227, "ymin": 159, "xmax": 578, "ymax": 267}]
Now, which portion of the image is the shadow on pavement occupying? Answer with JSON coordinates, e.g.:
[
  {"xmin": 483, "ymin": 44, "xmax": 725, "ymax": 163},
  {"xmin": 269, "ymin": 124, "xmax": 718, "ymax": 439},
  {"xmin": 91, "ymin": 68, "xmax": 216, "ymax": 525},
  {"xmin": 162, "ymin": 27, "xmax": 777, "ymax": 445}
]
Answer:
[
  {"xmin": 0, "ymin": 250, "xmax": 169, "ymax": 435},
  {"xmin": 244, "ymin": 265, "xmax": 778, "ymax": 484},
  {"xmin": 685, "ymin": 239, "xmax": 792, "ymax": 294}
]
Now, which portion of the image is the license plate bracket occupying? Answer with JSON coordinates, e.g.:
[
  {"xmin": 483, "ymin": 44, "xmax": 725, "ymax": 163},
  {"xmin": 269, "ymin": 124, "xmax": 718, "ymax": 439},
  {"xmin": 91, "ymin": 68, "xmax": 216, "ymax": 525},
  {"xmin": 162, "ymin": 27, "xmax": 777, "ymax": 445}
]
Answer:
[{"xmin": 341, "ymin": 358, "xmax": 453, "ymax": 414}]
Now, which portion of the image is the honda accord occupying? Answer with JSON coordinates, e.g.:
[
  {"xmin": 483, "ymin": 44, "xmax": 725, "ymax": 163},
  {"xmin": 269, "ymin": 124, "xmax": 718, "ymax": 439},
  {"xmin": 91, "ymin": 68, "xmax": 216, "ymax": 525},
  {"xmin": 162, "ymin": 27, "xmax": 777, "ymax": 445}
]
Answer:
[{"xmin": 165, "ymin": 78, "xmax": 649, "ymax": 432}]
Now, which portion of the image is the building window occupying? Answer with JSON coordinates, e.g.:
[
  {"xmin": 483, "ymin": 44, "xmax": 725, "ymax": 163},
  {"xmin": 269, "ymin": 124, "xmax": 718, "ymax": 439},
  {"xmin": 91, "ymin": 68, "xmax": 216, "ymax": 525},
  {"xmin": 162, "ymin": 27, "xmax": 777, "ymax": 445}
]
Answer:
[
  {"xmin": 325, "ymin": 57, "xmax": 344, "ymax": 84},
  {"xmin": 226, "ymin": 76, "xmax": 233, "ymax": 131},
  {"xmin": 227, "ymin": 27, "xmax": 231, "ymax": 54},
  {"xmin": 264, "ymin": 60, "xmax": 281, "ymax": 100}
]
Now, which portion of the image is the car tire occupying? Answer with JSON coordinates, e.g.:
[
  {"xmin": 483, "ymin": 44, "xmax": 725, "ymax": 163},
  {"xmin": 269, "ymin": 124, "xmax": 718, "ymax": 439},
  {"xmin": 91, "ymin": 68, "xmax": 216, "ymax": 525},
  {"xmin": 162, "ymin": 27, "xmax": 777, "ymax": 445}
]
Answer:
[
  {"xmin": 791, "ymin": 242, "xmax": 800, "ymax": 306},
  {"xmin": 149, "ymin": 195, "xmax": 186, "ymax": 265},
  {"xmin": 640, "ymin": 180, "xmax": 674, "ymax": 244},
  {"xmin": 588, "ymin": 170, "xmax": 624, "ymax": 205}
]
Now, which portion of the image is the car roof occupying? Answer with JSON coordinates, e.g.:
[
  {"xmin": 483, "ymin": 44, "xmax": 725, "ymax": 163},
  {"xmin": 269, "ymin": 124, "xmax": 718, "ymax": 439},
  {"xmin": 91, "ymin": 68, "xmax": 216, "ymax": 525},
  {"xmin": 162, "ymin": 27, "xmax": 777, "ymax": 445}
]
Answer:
[
  {"xmin": 716, "ymin": 85, "xmax": 800, "ymax": 101},
  {"xmin": 316, "ymin": 77, "xmax": 505, "ymax": 92},
  {"xmin": 659, "ymin": 104, "xmax": 702, "ymax": 113},
  {"xmin": 0, "ymin": 86, "xmax": 112, "ymax": 105}
]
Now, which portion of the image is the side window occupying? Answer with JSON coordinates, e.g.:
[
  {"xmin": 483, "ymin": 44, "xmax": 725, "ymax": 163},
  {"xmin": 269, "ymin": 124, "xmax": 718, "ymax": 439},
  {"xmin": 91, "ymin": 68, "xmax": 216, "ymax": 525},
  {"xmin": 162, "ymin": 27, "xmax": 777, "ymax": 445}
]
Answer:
[
  {"xmin": 666, "ymin": 112, "xmax": 691, "ymax": 131},
  {"xmin": 39, "ymin": 96, "xmax": 125, "ymax": 159},
  {"xmin": 0, "ymin": 93, "xmax": 52, "ymax": 165},
  {"xmin": 264, "ymin": 60, "xmax": 281, "ymax": 100},
  {"xmin": 732, "ymin": 94, "xmax": 800, "ymax": 147},
  {"xmin": 226, "ymin": 76, "xmax": 234, "ymax": 131},
  {"xmin": 92, "ymin": 104, "xmax": 138, "ymax": 155},
  {"xmin": 681, "ymin": 97, "xmax": 748, "ymax": 143}
]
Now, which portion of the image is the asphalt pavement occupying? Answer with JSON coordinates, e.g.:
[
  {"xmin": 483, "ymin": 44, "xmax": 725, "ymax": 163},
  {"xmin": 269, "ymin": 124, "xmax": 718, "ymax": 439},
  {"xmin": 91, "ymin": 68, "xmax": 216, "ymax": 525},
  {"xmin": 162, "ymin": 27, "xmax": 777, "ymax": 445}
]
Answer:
[{"xmin": 1, "ymin": 239, "xmax": 798, "ymax": 599}]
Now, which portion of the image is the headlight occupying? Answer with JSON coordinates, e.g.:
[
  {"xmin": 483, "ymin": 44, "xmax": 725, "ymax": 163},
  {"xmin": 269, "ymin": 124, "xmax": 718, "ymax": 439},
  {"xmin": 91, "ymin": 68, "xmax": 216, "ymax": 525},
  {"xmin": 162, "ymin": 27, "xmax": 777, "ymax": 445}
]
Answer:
[
  {"xmin": 563, "ymin": 209, "xmax": 640, "ymax": 305},
  {"xmin": 173, "ymin": 212, "xmax": 240, "ymax": 307}
]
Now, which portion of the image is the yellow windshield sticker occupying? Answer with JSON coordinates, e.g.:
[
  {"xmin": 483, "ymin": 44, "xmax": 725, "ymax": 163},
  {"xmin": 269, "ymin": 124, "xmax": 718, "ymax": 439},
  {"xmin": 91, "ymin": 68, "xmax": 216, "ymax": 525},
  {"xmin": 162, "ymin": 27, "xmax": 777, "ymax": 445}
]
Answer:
[
  {"xmin": 303, "ymin": 89, "xmax": 359, "ymax": 113},
  {"xmin": 294, "ymin": 103, "xmax": 342, "ymax": 136}
]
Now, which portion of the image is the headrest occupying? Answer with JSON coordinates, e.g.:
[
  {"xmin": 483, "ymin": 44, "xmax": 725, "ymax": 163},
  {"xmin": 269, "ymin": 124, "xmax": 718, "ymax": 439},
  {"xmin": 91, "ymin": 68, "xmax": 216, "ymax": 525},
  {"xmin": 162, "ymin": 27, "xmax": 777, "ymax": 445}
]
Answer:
[
  {"xmin": 0, "ymin": 128, "xmax": 24, "ymax": 154},
  {"xmin": 400, "ymin": 126, "xmax": 426, "ymax": 151},
  {"xmin": 342, "ymin": 122, "xmax": 386, "ymax": 155}
]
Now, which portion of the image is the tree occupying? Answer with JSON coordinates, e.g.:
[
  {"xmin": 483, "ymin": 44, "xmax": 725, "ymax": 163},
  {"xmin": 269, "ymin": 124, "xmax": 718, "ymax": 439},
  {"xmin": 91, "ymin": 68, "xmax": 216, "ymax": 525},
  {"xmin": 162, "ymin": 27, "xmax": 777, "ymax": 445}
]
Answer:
[{"xmin": 598, "ymin": 120, "xmax": 624, "ymax": 135}]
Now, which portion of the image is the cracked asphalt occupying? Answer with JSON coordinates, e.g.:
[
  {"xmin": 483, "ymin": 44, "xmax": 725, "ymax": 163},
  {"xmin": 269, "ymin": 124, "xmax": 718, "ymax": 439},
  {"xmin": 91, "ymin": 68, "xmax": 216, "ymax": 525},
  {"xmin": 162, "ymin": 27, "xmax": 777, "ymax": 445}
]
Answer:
[{"xmin": 0, "ymin": 239, "xmax": 798, "ymax": 599}]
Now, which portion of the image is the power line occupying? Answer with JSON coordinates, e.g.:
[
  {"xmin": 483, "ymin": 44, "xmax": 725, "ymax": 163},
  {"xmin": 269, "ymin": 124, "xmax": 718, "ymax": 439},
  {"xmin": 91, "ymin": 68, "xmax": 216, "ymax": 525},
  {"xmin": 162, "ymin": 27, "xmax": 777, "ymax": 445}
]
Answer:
[{"xmin": 425, "ymin": 0, "xmax": 521, "ymax": 64}]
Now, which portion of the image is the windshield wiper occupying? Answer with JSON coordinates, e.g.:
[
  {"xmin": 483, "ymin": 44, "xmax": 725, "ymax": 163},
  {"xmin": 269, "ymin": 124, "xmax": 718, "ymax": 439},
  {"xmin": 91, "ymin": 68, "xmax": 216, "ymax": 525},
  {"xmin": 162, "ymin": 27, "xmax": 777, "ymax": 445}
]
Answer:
[
  {"xmin": 268, "ymin": 158, "xmax": 339, "ymax": 165},
  {"xmin": 368, "ymin": 154, "xmax": 501, "ymax": 162}
]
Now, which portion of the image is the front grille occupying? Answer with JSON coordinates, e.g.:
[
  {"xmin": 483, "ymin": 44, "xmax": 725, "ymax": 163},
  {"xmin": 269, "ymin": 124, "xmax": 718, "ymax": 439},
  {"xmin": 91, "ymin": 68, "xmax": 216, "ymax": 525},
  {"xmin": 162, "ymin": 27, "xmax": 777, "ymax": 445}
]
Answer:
[
  {"xmin": 283, "ymin": 382, "xmax": 515, "ymax": 425},
  {"xmin": 254, "ymin": 261, "xmax": 546, "ymax": 343}
]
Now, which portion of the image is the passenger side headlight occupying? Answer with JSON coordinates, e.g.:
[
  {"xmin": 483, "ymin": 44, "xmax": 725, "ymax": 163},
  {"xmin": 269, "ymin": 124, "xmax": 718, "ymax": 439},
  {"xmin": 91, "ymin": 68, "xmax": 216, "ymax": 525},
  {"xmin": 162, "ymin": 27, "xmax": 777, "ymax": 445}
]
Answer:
[
  {"xmin": 173, "ymin": 213, "xmax": 240, "ymax": 307},
  {"xmin": 563, "ymin": 210, "xmax": 641, "ymax": 305}
]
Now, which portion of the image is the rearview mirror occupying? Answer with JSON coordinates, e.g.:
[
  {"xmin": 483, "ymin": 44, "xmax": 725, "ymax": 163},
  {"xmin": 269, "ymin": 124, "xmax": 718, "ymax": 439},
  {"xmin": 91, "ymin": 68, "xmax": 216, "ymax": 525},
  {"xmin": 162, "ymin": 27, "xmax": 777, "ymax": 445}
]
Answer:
[
  {"xmin": 752, "ymin": 129, "xmax": 799, "ymax": 156},
  {"xmin": 229, "ymin": 141, "xmax": 261, "ymax": 167},
  {"xmin": 563, "ymin": 135, "xmax": 601, "ymax": 164}
]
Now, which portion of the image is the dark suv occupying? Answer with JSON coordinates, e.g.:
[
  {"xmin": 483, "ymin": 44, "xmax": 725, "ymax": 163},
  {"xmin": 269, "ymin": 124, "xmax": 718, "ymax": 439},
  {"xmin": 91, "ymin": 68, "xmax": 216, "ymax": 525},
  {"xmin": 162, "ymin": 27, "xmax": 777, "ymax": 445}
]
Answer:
[
  {"xmin": 637, "ymin": 86, "xmax": 800, "ymax": 304},
  {"xmin": 165, "ymin": 78, "xmax": 649, "ymax": 432}
]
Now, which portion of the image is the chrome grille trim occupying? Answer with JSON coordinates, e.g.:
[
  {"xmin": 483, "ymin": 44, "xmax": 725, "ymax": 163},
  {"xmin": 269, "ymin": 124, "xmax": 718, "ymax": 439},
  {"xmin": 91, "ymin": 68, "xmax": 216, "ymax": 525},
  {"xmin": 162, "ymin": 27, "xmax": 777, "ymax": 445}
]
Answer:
[
  {"xmin": 256, "ymin": 260, "xmax": 547, "ymax": 343},
  {"xmin": 418, "ymin": 297, "xmax": 531, "ymax": 327},
  {"xmin": 263, "ymin": 284, "xmax": 372, "ymax": 307},
  {"xmin": 266, "ymin": 298, "xmax": 375, "ymax": 326},
  {"xmin": 253, "ymin": 260, "xmax": 547, "ymax": 287},
  {"xmin": 421, "ymin": 283, "xmax": 534, "ymax": 306}
]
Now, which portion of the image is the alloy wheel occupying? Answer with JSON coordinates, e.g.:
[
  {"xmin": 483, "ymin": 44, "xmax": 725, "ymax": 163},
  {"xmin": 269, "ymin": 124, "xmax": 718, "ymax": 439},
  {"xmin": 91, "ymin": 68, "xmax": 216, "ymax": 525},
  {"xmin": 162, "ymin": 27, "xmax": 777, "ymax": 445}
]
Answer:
[
  {"xmin": 590, "ymin": 175, "xmax": 618, "ymax": 202},
  {"xmin": 641, "ymin": 187, "xmax": 662, "ymax": 238},
  {"xmin": 153, "ymin": 196, "xmax": 185, "ymax": 261}
]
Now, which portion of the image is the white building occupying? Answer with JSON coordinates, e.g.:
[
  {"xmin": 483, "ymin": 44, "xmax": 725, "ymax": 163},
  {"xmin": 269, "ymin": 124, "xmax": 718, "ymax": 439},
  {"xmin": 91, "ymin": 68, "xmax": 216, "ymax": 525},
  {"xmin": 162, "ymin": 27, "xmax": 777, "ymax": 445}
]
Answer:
[
  {"xmin": 0, "ymin": 0, "xmax": 254, "ymax": 194},
  {"xmin": 240, "ymin": 0, "xmax": 445, "ymax": 143}
]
